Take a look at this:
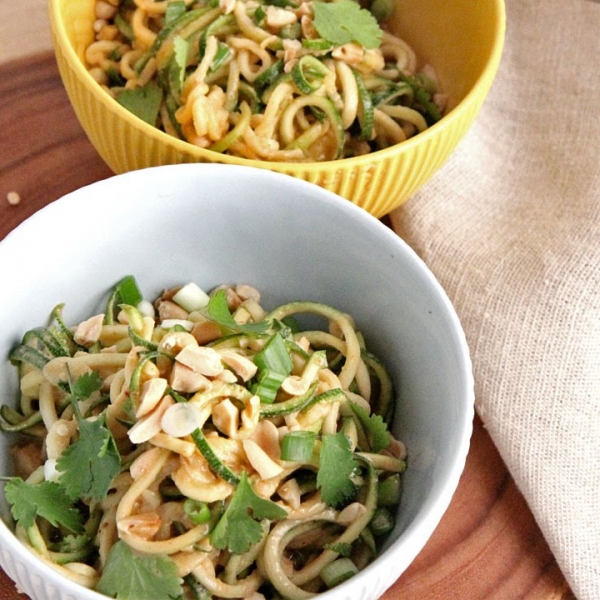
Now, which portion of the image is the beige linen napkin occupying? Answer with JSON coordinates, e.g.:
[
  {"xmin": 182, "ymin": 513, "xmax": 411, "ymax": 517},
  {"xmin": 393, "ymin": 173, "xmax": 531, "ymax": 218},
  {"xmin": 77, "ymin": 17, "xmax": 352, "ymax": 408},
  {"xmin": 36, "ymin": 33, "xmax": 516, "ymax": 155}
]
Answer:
[{"xmin": 390, "ymin": 1, "xmax": 600, "ymax": 598}]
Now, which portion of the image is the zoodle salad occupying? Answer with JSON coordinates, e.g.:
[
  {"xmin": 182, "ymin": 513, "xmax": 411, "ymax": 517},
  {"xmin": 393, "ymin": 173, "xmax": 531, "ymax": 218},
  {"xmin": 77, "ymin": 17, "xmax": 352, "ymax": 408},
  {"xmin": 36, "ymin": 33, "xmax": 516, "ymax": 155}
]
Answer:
[
  {"xmin": 1, "ymin": 277, "xmax": 406, "ymax": 599},
  {"xmin": 86, "ymin": 0, "xmax": 445, "ymax": 161}
]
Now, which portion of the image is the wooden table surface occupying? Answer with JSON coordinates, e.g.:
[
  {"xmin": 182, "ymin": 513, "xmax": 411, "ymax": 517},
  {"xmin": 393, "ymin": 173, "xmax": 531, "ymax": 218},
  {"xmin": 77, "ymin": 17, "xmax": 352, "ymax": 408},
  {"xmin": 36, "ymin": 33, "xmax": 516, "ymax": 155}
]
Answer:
[{"xmin": 0, "ymin": 51, "xmax": 576, "ymax": 600}]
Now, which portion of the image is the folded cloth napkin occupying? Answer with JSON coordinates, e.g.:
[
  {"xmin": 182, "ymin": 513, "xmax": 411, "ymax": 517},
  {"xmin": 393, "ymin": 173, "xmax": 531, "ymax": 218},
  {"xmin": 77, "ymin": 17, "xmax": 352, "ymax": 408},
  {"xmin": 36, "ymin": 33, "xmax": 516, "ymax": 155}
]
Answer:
[{"xmin": 390, "ymin": 1, "xmax": 600, "ymax": 598}]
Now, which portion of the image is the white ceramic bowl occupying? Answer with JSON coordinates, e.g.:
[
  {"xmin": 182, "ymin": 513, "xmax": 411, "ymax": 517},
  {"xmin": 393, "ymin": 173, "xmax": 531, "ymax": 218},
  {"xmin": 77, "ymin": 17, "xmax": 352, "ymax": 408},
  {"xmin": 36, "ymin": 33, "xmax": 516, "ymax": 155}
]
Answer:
[{"xmin": 0, "ymin": 164, "xmax": 473, "ymax": 600}]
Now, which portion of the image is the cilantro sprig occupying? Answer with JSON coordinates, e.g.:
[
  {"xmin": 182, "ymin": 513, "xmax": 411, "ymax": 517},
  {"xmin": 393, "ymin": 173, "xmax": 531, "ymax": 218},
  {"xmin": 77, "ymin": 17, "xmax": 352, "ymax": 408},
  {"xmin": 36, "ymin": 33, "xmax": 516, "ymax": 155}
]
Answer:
[
  {"xmin": 348, "ymin": 401, "xmax": 391, "ymax": 452},
  {"xmin": 56, "ymin": 372, "xmax": 121, "ymax": 502},
  {"xmin": 210, "ymin": 471, "xmax": 287, "ymax": 554},
  {"xmin": 312, "ymin": 0, "xmax": 383, "ymax": 49},
  {"xmin": 97, "ymin": 541, "xmax": 183, "ymax": 600},
  {"xmin": 116, "ymin": 82, "xmax": 163, "ymax": 126},
  {"xmin": 317, "ymin": 432, "xmax": 360, "ymax": 507},
  {"xmin": 4, "ymin": 478, "xmax": 84, "ymax": 533},
  {"xmin": 3, "ymin": 372, "xmax": 121, "ymax": 534}
]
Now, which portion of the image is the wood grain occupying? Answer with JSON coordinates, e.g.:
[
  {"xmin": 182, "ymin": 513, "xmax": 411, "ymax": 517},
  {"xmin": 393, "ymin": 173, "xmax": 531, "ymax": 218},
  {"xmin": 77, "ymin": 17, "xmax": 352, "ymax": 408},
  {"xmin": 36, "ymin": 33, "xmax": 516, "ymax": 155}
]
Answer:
[{"xmin": 0, "ymin": 52, "xmax": 574, "ymax": 600}]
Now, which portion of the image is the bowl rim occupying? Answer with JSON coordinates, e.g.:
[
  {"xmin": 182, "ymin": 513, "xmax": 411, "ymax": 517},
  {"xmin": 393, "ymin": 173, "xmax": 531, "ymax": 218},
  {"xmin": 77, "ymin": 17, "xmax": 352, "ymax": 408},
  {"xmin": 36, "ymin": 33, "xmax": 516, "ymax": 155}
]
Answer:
[
  {"xmin": 48, "ymin": 0, "xmax": 506, "ymax": 172},
  {"xmin": 0, "ymin": 163, "xmax": 475, "ymax": 599}
]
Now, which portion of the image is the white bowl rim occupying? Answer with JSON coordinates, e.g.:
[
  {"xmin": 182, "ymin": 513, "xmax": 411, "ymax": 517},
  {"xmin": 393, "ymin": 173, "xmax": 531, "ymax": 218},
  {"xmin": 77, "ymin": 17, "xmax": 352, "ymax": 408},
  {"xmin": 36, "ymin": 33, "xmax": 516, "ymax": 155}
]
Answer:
[{"xmin": 0, "ymin": 164, "xmax": 474, "ymax": 600}]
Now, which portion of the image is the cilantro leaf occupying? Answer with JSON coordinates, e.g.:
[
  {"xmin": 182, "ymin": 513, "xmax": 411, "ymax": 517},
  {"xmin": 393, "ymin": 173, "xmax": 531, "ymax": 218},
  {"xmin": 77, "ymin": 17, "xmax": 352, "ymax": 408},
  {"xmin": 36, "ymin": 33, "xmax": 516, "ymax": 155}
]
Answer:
[
  {"xmin": 56, "ymin": 372, "xmax": 121, "ymax": 502},
  {"xmin": 116, "ymin": 82, "xmax": 163, "ymax": 126},
  {"xmin": 317, "ymin": 432, "xmax": 359, "ymax": 507},
  {"xmin": 173, "ymin": 36, "xmax": 189, "ymax": 91},
  {"xmin": 97, "ymin": 541, "xmax": 182, "ymax": 600},
  {"xmin": 4, "ymin": 478, "xmax": 84, "ymax": 533},
  {"xmin": 57, "ymin": 415, "xmax": 121, "ymax": 502},
  {"xmin": 210, "ymin": 471, "xmax": 287, "ymax": 554},
  {"xmin": 349, "ymin": 401, "xmax": 391, "ymax": 452},
  {"xmin": 312, "ymin": 0, "xmax": 383, "ymax": 49},
  {"xmin": 207, "ymin": 290, "xmax": 270, "ymax": 334},
  {"xmin": 71, "ymin": 370, "xmax": 103, "ymax": 399}
]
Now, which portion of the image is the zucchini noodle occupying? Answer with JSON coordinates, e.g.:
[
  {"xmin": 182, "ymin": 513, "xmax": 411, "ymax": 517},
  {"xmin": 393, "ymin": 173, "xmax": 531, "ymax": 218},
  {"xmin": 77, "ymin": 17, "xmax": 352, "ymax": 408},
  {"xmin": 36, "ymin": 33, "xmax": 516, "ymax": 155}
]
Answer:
[
  {"xmin": 86, "ymin": 0, "xmax": 446, "ymax": 161},
  {"xmin": 2, "ymin": 279, "xmax": 407, "ymax": 599}
]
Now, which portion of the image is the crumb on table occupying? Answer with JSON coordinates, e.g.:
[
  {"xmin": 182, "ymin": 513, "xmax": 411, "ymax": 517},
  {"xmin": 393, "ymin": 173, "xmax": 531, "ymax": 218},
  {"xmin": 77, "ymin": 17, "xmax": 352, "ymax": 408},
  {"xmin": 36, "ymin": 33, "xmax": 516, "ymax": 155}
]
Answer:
[{"xmin": 7, "ymin": 191, "xmax": 21, "ymax": 206}]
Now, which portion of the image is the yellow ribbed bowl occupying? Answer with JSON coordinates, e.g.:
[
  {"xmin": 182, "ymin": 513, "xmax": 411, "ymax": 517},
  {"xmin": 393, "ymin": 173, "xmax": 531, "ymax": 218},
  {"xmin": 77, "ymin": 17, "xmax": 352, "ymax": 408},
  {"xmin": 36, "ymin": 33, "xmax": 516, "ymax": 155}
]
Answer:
[{"xmin": 49, "ymin": 0, "xmax": 505, "ymax": 217}]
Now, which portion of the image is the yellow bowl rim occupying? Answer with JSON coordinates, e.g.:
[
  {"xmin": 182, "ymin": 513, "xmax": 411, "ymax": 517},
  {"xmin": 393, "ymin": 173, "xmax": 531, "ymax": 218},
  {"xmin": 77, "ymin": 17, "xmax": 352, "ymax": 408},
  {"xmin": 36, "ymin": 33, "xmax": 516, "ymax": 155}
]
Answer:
[{"xmin": 49, "ymin": 0, "xmax": 506, "ymax": 173}]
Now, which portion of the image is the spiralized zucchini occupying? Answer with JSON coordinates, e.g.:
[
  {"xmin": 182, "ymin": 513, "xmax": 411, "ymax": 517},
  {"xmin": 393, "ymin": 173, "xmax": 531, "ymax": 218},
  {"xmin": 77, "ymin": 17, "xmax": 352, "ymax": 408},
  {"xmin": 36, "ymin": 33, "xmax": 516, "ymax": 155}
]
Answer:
[
  {"xmin": 2, "ymin": 279, "xmax": 407, "ymax": 599},
  {"xmin": 86, "ymin": 0, "xmax": 446, "ymax": 161}
]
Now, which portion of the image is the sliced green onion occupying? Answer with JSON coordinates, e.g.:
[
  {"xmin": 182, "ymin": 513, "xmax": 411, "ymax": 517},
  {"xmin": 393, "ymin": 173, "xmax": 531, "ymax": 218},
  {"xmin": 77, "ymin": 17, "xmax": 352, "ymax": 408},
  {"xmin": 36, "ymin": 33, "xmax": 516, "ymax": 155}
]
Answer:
[
  {"xmin": 253, "ymin": 5, "xmax": 266, "ymax": 25},
  {"xmin": 254, "ymin": 333, "xmax": 293, "ymax": 374},
  {"xmin": 252, "ymin": 333, "xmax": 293, "ymax": 404},
  {"xmin": 252, "ymin": 371, "xmax": 285, "ymax": 405},
  {"xmin": 184, "ymin": 499, "xmax": 211, "ymax": 524},
  {"xmin": 377, "ymin": 473, "xmax": 402, "ymax": 507},
  {"xmin": 301, "ymin": 38, "xmax": 334, "ymax": 52},
  {"xmin": 280, "ymin": 21, "xmax": 301, "ymax": 39},
  {"xmin": 320, "ymin": 557, "xmax": 359, "ymax": 588},
  {"xmin": 115, "ymin": 275, "xmax": 143, "ymax": 307},
  {"xmin": 172, "ymin": 282, "xmax": 210, "ymax": 312},
  {"xmin": 281, "ymin": 431, "xmax": 316, "ymax": 462},
  {"xmin": 369, "ymin": 506, "xmax": 395, "ymax": 536}
]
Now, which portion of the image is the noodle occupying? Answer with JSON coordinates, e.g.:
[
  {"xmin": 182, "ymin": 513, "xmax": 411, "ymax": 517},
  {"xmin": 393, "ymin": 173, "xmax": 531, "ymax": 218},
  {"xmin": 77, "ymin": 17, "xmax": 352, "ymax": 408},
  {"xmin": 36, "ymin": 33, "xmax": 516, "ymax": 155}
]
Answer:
[
  {"xmin": 2, "ymin": 279, "xmax": 407, "ymax": 598},
  {"xmin": 85, "ymin": 0, "xmax": 446, "ymax": 161}
]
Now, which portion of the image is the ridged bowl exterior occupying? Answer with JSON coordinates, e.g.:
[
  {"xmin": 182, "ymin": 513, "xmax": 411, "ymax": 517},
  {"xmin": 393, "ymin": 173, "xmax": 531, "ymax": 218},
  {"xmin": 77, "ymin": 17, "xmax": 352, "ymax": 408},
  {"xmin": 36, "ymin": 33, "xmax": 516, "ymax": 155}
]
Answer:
[{"xmin": 48, "ymin": 0, "xmax": 505, "ymax": 217}]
